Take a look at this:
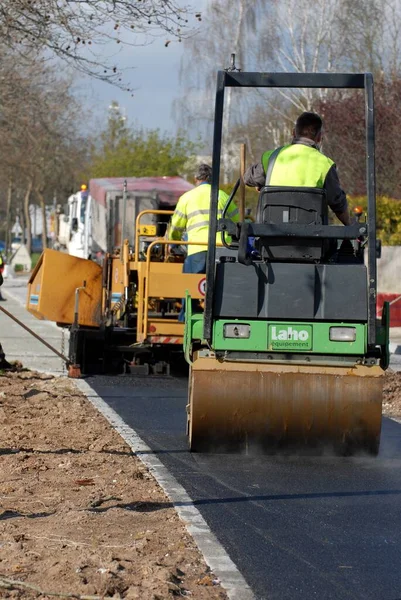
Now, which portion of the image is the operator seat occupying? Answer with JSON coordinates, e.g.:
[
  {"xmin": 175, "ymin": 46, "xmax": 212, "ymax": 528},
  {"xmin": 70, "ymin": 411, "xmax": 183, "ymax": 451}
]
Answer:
[
  {"xmin": 213, "ymin": 185, "xmax": 365, "ymax": 321},
  {"xmin": 255, "ymin": 186, "xmax": 329, "ymax": 262}
]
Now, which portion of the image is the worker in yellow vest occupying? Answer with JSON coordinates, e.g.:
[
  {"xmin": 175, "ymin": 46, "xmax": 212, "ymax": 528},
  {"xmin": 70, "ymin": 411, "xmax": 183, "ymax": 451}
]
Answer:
[
  {"xmin": 0, "ymin": 253, "xmax": 6, "ymax": 302},
  {"xmin": 170, "ymin": 164, "xmax": 239, "ymax": 321},
  {"xmin": 0, "ymin": 253, "xmax": 13, "ymax": 370},
  {"xmin": 244, "ymin": 111, "xmax": 351, "ymax": 226}
]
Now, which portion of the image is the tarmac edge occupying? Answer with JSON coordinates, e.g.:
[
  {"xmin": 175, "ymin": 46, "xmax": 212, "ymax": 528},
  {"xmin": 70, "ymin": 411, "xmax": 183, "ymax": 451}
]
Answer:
[{"xmin": 74, "ymin": 378, "xmax": 256, "ymax": 600}]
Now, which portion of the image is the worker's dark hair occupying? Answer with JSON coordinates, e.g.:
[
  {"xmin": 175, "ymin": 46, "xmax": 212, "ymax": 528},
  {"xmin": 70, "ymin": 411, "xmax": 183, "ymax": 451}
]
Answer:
[
  {"xmin": 195, "ymin": 164, "xmax": 212, "ymax": 183},
  {"xmin": 295, "ymin": 112, "xmax": 323, "ymax": 139}
]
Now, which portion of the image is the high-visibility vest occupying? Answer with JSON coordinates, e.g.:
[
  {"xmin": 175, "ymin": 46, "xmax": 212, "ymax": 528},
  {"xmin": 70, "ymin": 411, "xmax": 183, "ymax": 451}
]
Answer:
[
  {"xmin": 170, "ymin": 183, "xmax": 239, "ymax": 256},
  {"xmin": 262, "ymin": 143, "xmax": 334, "ymax": 188}
]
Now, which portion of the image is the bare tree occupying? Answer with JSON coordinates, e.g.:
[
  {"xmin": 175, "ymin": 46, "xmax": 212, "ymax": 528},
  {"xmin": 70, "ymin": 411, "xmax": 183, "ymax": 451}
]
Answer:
[
  {"xmin": 0, "ymin": 49, "xmax": 88, "ymax": 255},
  {"xmin": 4, "ymin": 177, "xmax": 13, "ymax": 255},
  {"xmin": 318, "ymin": 78, "xmax": 401, "ymax": 198},
  {"xmin": 0, "ymin": 1, "xmax": 201, "ymax": 89},
  {"xmin": 176, "ymin": 0, "xmax": 401, "ymax": 181},
  {"xmin": 174, "ymin": 0, "xmax": 262, "ymax": 180}
]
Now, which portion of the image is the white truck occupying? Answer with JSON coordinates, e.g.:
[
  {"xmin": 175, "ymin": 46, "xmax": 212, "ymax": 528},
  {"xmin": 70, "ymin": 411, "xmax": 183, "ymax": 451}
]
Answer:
[
  {"xmin": 57, "ymin": 185, "xmax": 90, "ymax": 258},
  {"xmin": 55, "ymin": 177, "xmax": 193, "ymax": 260}
]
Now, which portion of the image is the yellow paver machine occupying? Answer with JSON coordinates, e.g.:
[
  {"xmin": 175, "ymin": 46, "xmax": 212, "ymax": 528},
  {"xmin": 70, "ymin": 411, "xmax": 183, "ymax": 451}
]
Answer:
[
  {"xmin": 26, "ymin": 177, "xmax": 208, "ymax": 375},
  {"xmin": 184, "ymin": 70, "xmax": 390, "ymax": 455}
]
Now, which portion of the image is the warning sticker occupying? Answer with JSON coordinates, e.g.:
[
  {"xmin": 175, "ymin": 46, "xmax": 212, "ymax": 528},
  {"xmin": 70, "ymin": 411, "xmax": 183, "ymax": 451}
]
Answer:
[{"xmin": 198, "ymin": 277, "xmax": 206, "ymax": 296}]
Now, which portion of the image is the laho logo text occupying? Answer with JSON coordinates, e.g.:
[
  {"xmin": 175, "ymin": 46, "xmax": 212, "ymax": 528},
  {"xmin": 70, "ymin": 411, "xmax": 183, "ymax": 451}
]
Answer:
[{"xmin": 271, "ymin": 326, "xmax": 309, "ymax": 341}]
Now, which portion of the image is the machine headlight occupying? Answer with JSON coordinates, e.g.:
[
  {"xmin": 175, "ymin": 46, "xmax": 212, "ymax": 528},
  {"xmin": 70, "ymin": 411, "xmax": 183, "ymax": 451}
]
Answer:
[
  {"xmin": 223, "ymin": 324, "xmax": 251, "ymax": 339},
  {"xmin": 329, "ymin": 327, "xmax": 356, "ymax": 342}
]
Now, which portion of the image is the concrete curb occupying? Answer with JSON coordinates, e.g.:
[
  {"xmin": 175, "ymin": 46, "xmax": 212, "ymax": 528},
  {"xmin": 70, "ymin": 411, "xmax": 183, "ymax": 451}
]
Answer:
[{"xmin": 75, "ymin": 379, "xmax": 255, "ymax": 600}]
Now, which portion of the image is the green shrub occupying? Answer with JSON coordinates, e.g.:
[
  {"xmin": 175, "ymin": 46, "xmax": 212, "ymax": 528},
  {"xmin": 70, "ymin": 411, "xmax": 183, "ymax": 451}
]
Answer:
[
  {"xmin": 31, "ymin": 253, "xmax": 41, "ymax": 269},
  {"xmin": 348, "ymin": 196, "xmax": 401, "ymax": 245}
]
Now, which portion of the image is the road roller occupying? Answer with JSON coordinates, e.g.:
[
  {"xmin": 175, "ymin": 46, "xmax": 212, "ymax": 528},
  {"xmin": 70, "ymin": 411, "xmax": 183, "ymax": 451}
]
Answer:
[{"xmin": 184, "ymin": 70, "xmax": 390, "ymax": 455}]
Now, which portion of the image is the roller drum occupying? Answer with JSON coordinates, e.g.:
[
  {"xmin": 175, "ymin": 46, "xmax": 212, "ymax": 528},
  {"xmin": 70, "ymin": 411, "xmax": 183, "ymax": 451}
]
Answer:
[{"xmin": 188, "ymin": 358, "xmax": 383, "ymax": 455}]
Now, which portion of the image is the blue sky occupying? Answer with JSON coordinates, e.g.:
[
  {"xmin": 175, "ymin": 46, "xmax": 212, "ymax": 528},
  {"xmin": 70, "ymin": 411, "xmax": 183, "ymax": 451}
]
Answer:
[{"xmin": 77, "ymin": 0, "xmax": 207, "ymax": 136}]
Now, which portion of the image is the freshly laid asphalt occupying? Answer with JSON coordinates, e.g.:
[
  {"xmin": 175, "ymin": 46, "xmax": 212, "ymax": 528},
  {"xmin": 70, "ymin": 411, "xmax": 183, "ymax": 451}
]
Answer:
[{"xmin": 87, "ymin": 374, "xmax": 401, "ymax": 600}]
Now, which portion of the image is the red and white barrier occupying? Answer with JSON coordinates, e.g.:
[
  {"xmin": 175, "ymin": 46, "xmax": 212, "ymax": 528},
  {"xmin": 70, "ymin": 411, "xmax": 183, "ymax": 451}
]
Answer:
[{"xmin": 377, "ymin": 294, "xmax": 401, "ymax": 327}]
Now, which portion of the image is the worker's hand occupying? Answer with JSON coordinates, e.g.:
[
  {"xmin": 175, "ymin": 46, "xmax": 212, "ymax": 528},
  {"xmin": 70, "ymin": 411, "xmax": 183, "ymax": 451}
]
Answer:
[{"xmin": 169, "ymin": 244, "xmax": 182, "ymax": 256}]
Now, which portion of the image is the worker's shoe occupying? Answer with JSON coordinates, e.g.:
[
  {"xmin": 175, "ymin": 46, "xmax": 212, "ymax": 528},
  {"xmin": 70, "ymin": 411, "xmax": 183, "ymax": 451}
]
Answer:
[
  {"xmin": 0, "ymin": 359, "xmax": 16, "ymax": 371},
  {"xmin": 0, "ymin": 296, "xmax": 7, "ymax": 301}
]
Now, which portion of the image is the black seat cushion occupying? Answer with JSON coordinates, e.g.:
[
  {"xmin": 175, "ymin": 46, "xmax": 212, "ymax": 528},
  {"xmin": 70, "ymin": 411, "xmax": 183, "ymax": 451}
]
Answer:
[{"xmin": 256, "ymin": 186, "xmax": 329, "ymax": 262}]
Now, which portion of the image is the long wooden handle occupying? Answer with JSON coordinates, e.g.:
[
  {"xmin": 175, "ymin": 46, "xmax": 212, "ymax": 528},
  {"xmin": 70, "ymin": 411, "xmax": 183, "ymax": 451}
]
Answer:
[
  {"xmin": 0, "ymin": 303, "xmax": 69, "ymax": 363},
  {"xmin": 239, "ymin": 143, "xmax": 246, "ymax": 221}
]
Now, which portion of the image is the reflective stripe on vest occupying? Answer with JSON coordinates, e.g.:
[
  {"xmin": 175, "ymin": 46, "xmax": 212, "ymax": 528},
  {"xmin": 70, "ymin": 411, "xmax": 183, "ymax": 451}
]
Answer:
[{"xmin": 261, "ymin": 144, "xmax": 334, "ymax": 188}]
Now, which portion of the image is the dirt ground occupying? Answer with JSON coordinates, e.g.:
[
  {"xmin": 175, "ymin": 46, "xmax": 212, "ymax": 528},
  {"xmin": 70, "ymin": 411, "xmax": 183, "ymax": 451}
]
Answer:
[
  {"xmin": 383, "ymin": 369, "xmax": 401, "ymax": 417},
  {"xmin": 0, "ymin": 371, "xmax": 228, "ymax": 600},
  {"xmin": 1, "ymin": 369, "xmax": 400, "ymax": 600}
]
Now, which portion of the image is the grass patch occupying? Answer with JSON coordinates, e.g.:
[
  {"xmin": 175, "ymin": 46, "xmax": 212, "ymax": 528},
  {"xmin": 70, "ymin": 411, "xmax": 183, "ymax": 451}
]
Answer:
[{"xmin": 31, "ymin": 253, "xmax": 41, "ymax": 269}]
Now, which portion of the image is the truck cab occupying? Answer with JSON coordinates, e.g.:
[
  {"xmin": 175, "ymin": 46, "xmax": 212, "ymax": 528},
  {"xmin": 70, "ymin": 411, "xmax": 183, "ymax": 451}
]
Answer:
[{"xmin": 58, "ymin": 185, "xmax": 89, "ymax": 258}]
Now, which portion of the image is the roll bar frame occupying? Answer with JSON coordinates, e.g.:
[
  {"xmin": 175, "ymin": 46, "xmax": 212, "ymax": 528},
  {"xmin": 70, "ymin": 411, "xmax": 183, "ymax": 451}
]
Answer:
[{"xmin": 204, "ymin": 71, "xmax": 377, "ymax": 349}]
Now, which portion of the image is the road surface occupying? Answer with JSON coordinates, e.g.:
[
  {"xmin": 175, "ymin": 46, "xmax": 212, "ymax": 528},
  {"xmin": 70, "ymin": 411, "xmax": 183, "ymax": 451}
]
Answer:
[{"xmin": 86, "ymin": 374, "xmax": 401, "ymax": 600}]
